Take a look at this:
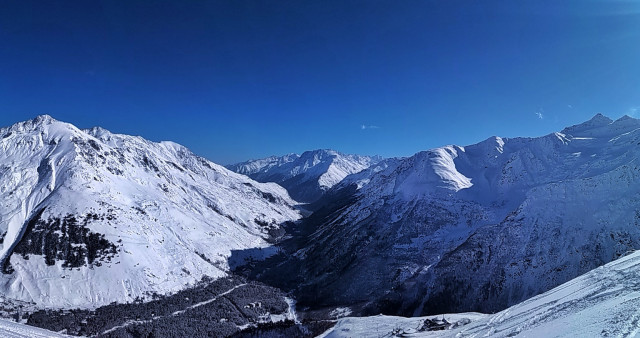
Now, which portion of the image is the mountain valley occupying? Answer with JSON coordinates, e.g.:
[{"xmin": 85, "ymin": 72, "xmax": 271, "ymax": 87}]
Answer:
[{"xmin": 2, "ymin": 114, "xmax": 640, "ymax": 337}]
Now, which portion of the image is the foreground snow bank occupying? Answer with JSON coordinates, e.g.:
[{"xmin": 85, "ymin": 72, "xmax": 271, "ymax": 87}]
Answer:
[
  {"xmin": 320, "ymin": 250, "xmax": 640, "ymax": 337},
  {"xmin": 0, "ymin": 318, "xmax": 65, "ymax": 338}
]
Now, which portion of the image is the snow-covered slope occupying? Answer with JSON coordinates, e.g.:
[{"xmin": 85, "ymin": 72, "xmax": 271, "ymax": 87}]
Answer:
[
  {"xmin": 0, "ymin": 115, "xmax": 301, "ymax": 309},
  {"xmin": 227, "ymin": 150, "xmax": 382, "ymax": 202},
  {"xmin": 0, "ymin": 318, "xmax": 66, "ymax": 337},
  {"xmin": 266, "ymin": 113, "xmax": 640, "ymax": 316},
  {"xmin": 321, "ymin": 249, "xmax": 640, "ymax": 337},
  {"xmin": 331, "ymin": 157, "xmax": 402, "ymax": 192}
]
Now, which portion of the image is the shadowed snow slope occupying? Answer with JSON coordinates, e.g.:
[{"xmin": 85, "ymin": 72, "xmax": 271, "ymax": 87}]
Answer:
[
  {"xmin": 267, "ymin": 113, "xmax": 640, "ymax": 316},
  {"xmin": 320, "ymin": 249, "xmax": 640, "ymax": 337},
  {"xmin": 227, "ymin": 149, "xmax": 382, "ymax": 202},
  {"xmin": 0, "ymin": 115, "xmax": 300, "ymax": 309}
]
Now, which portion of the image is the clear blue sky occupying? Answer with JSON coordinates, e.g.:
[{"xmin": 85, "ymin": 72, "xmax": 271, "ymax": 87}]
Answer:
[{"xmin": 1, "ymin": 1, "xmax": 639, "ymax": 164}]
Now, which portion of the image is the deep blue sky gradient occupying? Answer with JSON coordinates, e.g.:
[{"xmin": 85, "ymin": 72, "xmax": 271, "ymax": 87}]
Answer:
[{"xmin": 1, "ymin": 1, "xmax": 640, "ymax": 164}]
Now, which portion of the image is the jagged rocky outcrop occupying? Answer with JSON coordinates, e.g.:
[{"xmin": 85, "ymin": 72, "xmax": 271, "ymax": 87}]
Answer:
[{"xmin": 227, "ymin": 149, "xmax": 382, "ymax": 203}]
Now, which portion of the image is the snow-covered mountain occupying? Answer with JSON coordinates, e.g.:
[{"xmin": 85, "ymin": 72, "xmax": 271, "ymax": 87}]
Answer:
[
  {"xmin": 227, "ymin": 150, "xmax": 382, "ymax": 203},
  {"xmin": 0, "ymin": 115, "xmax": 301, "ymax": 309},
  {"xmin": 321, "ymin": 249, "xmax": 640, "ymax": 337},
  {"xmin": 259, "ymin": 113, "xmax": 640, "ymax": 317}
]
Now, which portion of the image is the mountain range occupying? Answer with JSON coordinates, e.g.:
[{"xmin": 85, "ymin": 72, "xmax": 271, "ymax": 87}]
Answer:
[
  {"xmin": 2, "ymin": 114, "xmax": 640, "ymax": 337},
  {"xmin": 252, "ymin": 113, "xmax": 640, "ymax": 318},
  {"xmin": 227, "ymin": 149, "xmax": 382, "ymax": 203}
]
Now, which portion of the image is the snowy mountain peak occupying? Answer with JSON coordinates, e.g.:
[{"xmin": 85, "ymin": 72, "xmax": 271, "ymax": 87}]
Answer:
[
  {"xmin": 0, "ymin": 115, "xmax": 301, "ymax": 308},
  {"xmin": 298, "ymin": 149, "xmax": 336, "ymax": 163},
  {"xmin": 272, "ymin": 113, "xmax": 640, "ymax": 318},
  {"xmin": 463, "ymin": 136, "xmax": 505, "ymax": 157},
  {"xmin": 3, "ymin": 114, "xmax": 59, "ymax": 133},
  {"xmin": 616, "ymin": 114, "xmax": 635, "ymax": 122},
  {"xmin": 589, "ymin": 112, "xmax": 614, "ymax": 124},
  {"xmin": 560, "ymin": 113, "xmax": 640, "ymax": 139},
  {"xmin": 31, "ymin": 114, "xmax": 56, "ymax": 125},
  {"xmin": 610, "ymin": 114, "xmax": 640, "ymax": 130},
  {"xmin": 228, "ymin": 149, "xmax": 382, "ymax": 202},
  {"xmin": 303, "ymin": 148, "xmax": 336, "ymax": 156},
  {"xmin": 560, "ymin": 113, "xmax": 613, "ymax": 135},
  {"xmin": 84, "ymin": 126, "xmax": 113, "ymax": 139},
  {"xmin": 230, "ymin": 153, "xmax": 300, "ymax": 177}
]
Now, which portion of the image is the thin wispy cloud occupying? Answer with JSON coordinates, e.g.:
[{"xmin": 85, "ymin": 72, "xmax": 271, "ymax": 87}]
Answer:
[
  {"xmin": 361, "ymin": 124, "xmax": 380, "ymax": 130},
  {"xmin": 535, "ymin": 110, "xmax": 544, "ymax": 120},
  {"xmin": 567, "ymin": 104, "xmax": 573, "ymax": 109},
  {"xmin": 628, "ymin": 106, "xmax": 639, "ymax": 117}
]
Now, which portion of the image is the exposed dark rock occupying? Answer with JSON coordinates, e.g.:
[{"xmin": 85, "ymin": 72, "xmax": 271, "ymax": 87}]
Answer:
[
  {"xmin": 141, "ymin": 155, "xmax": 160, "ymax": 173},
  {"xmin": 10, "ymin": 209, "xmax": 118, "ymax": 269}
]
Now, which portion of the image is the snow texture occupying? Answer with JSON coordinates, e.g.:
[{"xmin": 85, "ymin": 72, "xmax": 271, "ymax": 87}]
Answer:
[
  {"xmin": 227, "ymin": 149, "xmax": 382, "ymax": 202},
  {"xmin": 0, "ymin": 115, "xmax": 301, "ymax": 309},
  {"xmin": 284, "ymin": 114, "xmax": 640, "ymax": 316},
  {"xmin": 320, "ymin": 249, "xmax": 640, "ymax": 337},
  {"xmin": 0, "ymin": 317, "xmax": 65, "ymax": 337}
]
